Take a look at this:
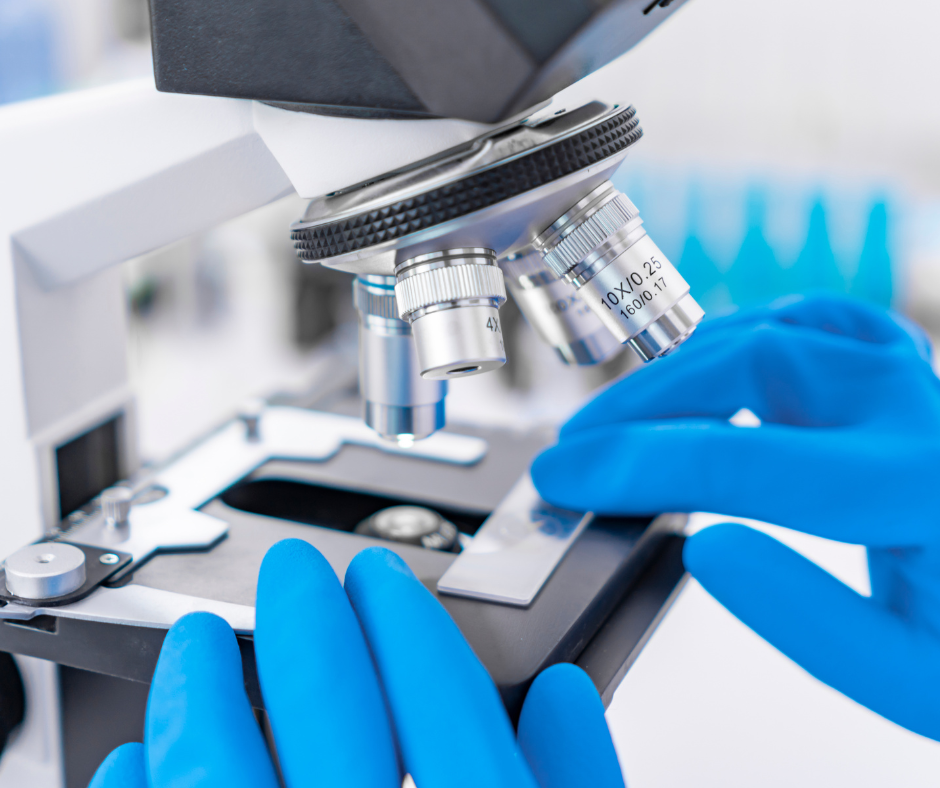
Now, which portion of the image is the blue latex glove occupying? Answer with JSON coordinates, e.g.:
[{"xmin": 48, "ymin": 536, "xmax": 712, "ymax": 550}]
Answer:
[
  {"xmin": 531, "ymin": 293, "xmax": 940, "ymax": 741},
  {"xmin": 89, "ymin": 540, "xmax": 624, "ymax": 787}
]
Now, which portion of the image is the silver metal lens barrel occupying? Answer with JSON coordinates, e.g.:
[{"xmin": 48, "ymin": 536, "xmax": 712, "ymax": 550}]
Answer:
[
  {"xmin": 501, "ymin": 251, "xmax": 621, "ymax": 366},
  {"xmin": 395, "ymin": 249, "xmax": 507, "ymax": 380},
  {"xmin": 534, "ymin": 182, "xmax": 704, "ymax": 361},
  {"xmin": 354, "ymin": 276, "xmax": 447, "ymax": 442}
]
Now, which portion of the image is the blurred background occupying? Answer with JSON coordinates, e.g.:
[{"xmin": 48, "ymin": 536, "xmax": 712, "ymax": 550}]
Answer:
[{"xmin": 2, "ymin": 0, "xmax": 939, "ymax": 464}]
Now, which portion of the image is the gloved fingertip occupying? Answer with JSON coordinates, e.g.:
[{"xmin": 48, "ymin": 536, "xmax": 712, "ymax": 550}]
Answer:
[
  {"xmin": 261, "ymin": 537, "xmax": 326, "ymax": 571},
  {"xmin": 683, "ymin": 522, "xmax": 735, "ymax": 574},
  {"xmin": 518, "ymin": 663, "xmax": 624, "ymax": 788},
  {"xmin": 156, "ymin": 612, "xmax": 238, "ymax": 679},
  {"xmin": 261, "ymin": 536, "xmax": 318, "ymax": 568},
  {"xmin": 530, "ymin": 441, "xmax": 603, "ymax": 511},
  {"xmin": 533, "ymin": 430, "xmax": 654, "ymax": 514},
  {"xmin": 529, "ymin": 447, "xmax": 561, "ymax": 491},
  {"xmin": 344, "ymin": 545, "xmax": 417, "ymax": 596},
  {"xmin": 149, "ymin": 612, "xmax": 242, "ymax": 730},
  {"xmin": 149, "ymin": 612, "xmax": 279, "ymax": 788},
  {"xmin": 258, "ymin": 538, "xmax": 339, "ymax": 602},
  {"xmin": 164, "ymin": 610, "xmax": 233, "ymax": 646},
  {"xmin": 88, "ymin": 742, "xmax": 146, "ymax": 788},
  {"xmin": 345, "ymin": 544, "xmax": 534, "ymax": 788},
  {"xmin": 256, "ymin": 542, "xmax": 400, "ymax": 788},
  {"xmin": 525, "ymin": 662, "xmax": 601, "ymax": 714},
  {"xmin": 682, "ymin": 523, "xmax": 775, "ymax": 590}
]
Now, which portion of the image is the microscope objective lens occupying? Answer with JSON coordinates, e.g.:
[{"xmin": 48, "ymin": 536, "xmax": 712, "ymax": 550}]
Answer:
[
  {"xmin": 394, "ymin": 249, "xmax": 507, "ymax": 380},
  {"xmin": 534, "ymin": 182, "xmax": 704, "ymax": 361},
  {"xmin": 354, "ymin": 276, "xmax": 447, "ymax": 442},
  {"xmin": 501, "ymin": 251, "xmax": 622, "ymax": 366}
]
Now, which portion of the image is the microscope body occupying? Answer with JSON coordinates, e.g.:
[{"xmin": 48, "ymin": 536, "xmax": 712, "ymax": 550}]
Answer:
[
  {"xmin": 148, "ymin": 0, "xmax": 693, "ymax": 124},
  {"xmin": 0, "ymin": 1, "xmax": 701, "ymax": 783}
]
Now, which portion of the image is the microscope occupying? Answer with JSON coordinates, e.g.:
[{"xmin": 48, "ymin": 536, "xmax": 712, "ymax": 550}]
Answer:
[{"xmin": 0, "ymin": 1, "xmax": 700, "ymax": 784}]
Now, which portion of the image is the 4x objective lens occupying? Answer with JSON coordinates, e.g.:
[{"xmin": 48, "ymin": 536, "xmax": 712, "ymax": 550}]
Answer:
[
  {"xmin": 534, "ymin": 182, "xmax": 704, "ymax": 361},
  {"xmin": 354, "ymin": 276, "xmax": 446, "ymax": 442},
  {"xmin": 501, "ymin": 251, "xmax": 621, "ymax": 366},
  {"xmin": 394, "ymin": 249, "xmax": 507, "ymax": 379}
]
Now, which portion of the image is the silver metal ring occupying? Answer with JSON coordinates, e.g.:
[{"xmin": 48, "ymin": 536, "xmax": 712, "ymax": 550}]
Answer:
[
  {"xmin": 394, "ymin": 249, "xmax": 506, "ymax": 322},
  {"xmin": 354, "ymin": 275, "xmax": 400, "ymax": 320},
  {"xmin": 536, "ymin": 185, "xmax": 641, "ymax": 278},
  {"xmin": 628, "ymin": 293, "xmax": 705, "ymax": 361},
  {"xmin": 393, "ymin": 249, "xmax": 507, "ymax": 379}
]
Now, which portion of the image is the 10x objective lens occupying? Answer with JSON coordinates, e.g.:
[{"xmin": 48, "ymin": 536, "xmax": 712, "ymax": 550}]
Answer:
[
  {"xmin": 394, "ymin": 249, "xmax": 507, "ymax": 379},
  {"xmin": 534, "ymin": 182, "xmax": 704, "ymax": 361}
]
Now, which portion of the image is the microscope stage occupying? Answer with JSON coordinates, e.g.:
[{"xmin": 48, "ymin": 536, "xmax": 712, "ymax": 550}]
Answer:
[{"xmin": 0, "ymin": 412, "xmax": 684, "ymax": 784}]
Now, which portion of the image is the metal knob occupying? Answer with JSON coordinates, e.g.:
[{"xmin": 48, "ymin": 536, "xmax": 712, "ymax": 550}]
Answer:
[
  {"xmin": 238, "ymin": 399, "xmax": 264, "ymax": 441},
  {"xmin": 100, "ymin": 487, "xmax": 133, "ymax": 531},
  {"xmin": 4, "ymin": 543, "xmax": 86, "ymax": 600},
  {"xmin": 355, "ymin": 506, "xmax": 459, "ymax": 552}
]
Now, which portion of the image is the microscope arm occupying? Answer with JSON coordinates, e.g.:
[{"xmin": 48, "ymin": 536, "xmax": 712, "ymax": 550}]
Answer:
[
  {"xmin": 0, "ymin": 79, "xmax": 291, "ymax": 288},
  {"xmin": 0, "ymin": 79, "xmax": 493, "ymax": 288}
]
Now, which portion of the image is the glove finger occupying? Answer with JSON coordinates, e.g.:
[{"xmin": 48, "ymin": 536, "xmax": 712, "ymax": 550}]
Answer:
[
  {"xmin": 763, "ymin": 294, "xmax": 933, "ymax": 362},
  {"xmin": 770, "ymin": 293, "xmax": 929, "ymax": 350},
  {"xmin": 88, "ymin": 743, "xmax": 147, "ymax": 788},
  {"xmin": 532, "ymin": 420, "xmax": 940, "ymax": 546},
  {"xmin": 890, "ymin": 311, "xmax": 934, "ymax": 363},
  {"xmin": 344, "ymin": 547, "xmax": 539, "ymax": 788},
  {"xmin": 146, "ymin": 613, "xmax": 278, "ymax": 788},
  {"xmin": 517, "ymin": 663, "xmax": 625, "ymax": 788},
  {"xmin": 695, "ymin": 293, "xmax": 920, "ymax": 347},
  {"xmin": 685, "ymin": 524, "xmax": 940, "ymax": 741},
  {"xmin": 255, "ymin": 540, "xmax": 399, "ymax": 788},
  {"xmin": 561, "ymin": 315, "xmax": 925, "ymax": 438}
]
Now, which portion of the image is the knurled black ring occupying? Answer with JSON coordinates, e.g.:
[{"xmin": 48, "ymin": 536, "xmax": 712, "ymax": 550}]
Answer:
[{"xmin": 292, "ymin": 107, "xmax": 642, "ymax": 261}]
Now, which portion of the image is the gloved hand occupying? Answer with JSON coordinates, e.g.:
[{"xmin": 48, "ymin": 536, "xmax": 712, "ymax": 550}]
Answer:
[
  {"xmin": 531, "ymin": 293, "xmax": 940, "ymax": 741},
  {"xmin": 89, "ymin": 540, "xmax": 625, "ymax": 788}
]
